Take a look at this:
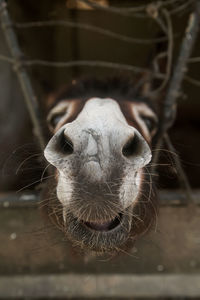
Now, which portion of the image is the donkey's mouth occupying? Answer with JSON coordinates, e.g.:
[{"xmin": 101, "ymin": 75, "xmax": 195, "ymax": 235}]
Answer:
[
  {"xmin": 65, "ymin": 209, "xmax": 132, "ymax": 252},
  {"xmin": 83, "ymin": 214, "xmax": 122, "ymax": 232}
]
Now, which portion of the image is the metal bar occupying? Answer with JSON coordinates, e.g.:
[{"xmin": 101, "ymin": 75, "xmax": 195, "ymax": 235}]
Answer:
[
  {"xmin": 0, "ymin": 274, "xmax": 200, "ymax": 298},
  {"xmin": 158, "ymin": 189, "xmax": 200, "ymax": 206},
  {"xmin": 0, "ymin": 0, "xmax": 46, "ymax": 151},
  {"xmin": 161, "ymin": 1, "xmax": 200, "ymax": 133},
  {"xmin": 0, "ymin": 192, "xmax": 39, "ymax": 208},
  {"xmin": 164, "ymin": 134, "xmax": 193, "ymax": 204},
  {"xmin": 13, "ymin": 20, "xmax": 170, "ymax": 45},
  {"xmin": 0, "ymin": 190, "xmax": 200, "ymax": 208},
  {"xmin": 152, "ymin": 2, "xmax": 200, "ymax": 203},
  {"xmin": 0, "ymin": 54, "xmax": 166, "ymax": 79}
]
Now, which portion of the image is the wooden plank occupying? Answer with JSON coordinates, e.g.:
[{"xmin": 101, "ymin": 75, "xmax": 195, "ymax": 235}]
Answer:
[
  {"xmin": 0, "ymin": 190, "xmax": 200, "ymax": 207},
  {"xmin": 0, "ymin": 192, "xmax": 38, "ymax": 208},
  {"xmin": 0, "ymin": 274, "xmax": 200, "ymax": 298},
  {"xmin": 0, "ymin": 204, "xmax": 200, "ymax": 275}
]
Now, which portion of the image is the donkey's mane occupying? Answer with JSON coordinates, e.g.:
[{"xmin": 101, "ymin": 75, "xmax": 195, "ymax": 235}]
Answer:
[{"xmin": 51, "ymin": 76, "xmax": 155, "ymax": 110}]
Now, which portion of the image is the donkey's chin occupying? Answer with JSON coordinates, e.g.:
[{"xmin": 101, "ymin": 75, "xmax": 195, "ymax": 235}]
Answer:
[{"xmin": 64, "ymin": 206, "xmax": 133, "ymax": 252}]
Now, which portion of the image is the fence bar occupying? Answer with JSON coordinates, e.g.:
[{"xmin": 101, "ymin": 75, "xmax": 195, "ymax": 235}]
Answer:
[
  {"xmin": 152, "ymin": 2, "xmax": 200, "ymax": 203},
  {"xmin": 0, "ymin": 0, "xmax": 46, "ymax": 150},
  {"xmin": 1, "ymin": 190, "xmax": 200, "ymax": 208},
  {"xmin": 0, "ymin": 274, "xmax": 200, "ymax": 298},
  {"xmin": 162, "ymin": 1, "xmax": 200, "ymax": 132}
]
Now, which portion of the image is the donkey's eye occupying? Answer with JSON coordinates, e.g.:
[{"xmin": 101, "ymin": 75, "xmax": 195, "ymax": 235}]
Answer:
[
  {"xmin": 50, "ymin": 112, "xmax": 65, "ymax": 128},
  {"xmin": 141, "ymin": 116, "xmax": 157, "ymax": 133}
]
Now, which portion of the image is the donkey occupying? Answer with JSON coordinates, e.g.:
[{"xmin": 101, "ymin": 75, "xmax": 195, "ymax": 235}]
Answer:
[{"xmin": 43, "ymin": 77, "xmax": 158, "ymax": 254}]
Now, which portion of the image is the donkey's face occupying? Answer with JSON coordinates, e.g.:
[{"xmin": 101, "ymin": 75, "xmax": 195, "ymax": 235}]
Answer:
[{"xmin": 44, "ymin": 78, "xmax": 158, "ymax": 253}]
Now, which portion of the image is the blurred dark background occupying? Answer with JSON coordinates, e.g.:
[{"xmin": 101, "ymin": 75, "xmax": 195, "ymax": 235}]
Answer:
[{"xmin": 1, "ymin": 0, "xmax": 200, "ymax": 191}]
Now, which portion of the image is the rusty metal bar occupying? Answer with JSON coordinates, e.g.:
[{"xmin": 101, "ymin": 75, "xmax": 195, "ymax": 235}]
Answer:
[
  {"xmin": 1, "ymin": 190, "xmax": 200, "ymax": 208},
  {"xmin": 0, "ymin": 0, "xmax": 46, "ymax": 151},
  {"xmin": 13, "ymin": 20, "xmax": 170, "ymax": 45},
  {"xmin": 164, "ymin": 134, "xmax": 194, "ymax": 204},
  {"xmin": 161, "ymin": 1, "xmax": 200, "ymax": 133},
  {"xmin": 152, "ymin": 2, "xmax": 200, "ymax": 203}
]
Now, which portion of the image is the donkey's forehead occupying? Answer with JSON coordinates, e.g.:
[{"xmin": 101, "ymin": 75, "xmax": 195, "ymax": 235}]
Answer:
[
  {"xmin": 78, "ymin": 97, "xmax": 127, "ymax": 122},
  {"xmin": 48, "ymin": 97, "xmax": 157, "ymax": 141},
  {"xmin": 50, "ymin": 97, "xmax": 155, "ymax": 117}
]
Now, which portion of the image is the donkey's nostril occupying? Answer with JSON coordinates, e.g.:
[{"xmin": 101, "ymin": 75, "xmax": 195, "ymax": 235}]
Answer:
[
  {"xmin": 122, "ymin": 135, "xmax": 140, "ymax": 158},
  {"xmin": 59, "ymin": 131, "xmax": 74, "ymax": 155}
]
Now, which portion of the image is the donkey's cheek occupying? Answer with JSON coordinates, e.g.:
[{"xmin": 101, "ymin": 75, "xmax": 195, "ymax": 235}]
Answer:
[
  {"xmin": 119, "ymin": 169, "xmax": 142, "ymax": 209},
  {"xmin": 56, "ymin": 171, "xmax": 74, "ymax": 207}
]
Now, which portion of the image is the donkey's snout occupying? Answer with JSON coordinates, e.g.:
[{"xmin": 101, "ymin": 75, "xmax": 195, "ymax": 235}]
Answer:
[
  {"xmin": 122, "ymin": 134, "xmax": 139, "ymax": 158},
  {"xmin": 44, "ymin": 98, "xmax": 152, "ymax": 172},
  {"xmin": 121, "ymin": 131, "xmax": 151, "ymax": 167},
  {"xmin": 59, "ymin": 131, "xmax": 74, "ymax": 155}
]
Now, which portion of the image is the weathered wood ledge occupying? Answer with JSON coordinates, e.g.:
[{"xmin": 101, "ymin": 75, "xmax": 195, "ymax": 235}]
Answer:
[{"xmin": 0, "ymin": 190, "xmax": 200, "ymax": 207}]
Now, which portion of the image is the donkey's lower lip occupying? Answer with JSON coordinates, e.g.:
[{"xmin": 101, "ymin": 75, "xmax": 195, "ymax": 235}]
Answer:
[
  {"xmin": 83, "ymin": 214, "xmax": 122, "ymax": 232},
  {"xmin": 65, "ymin": 208, "xmax": 132, "ymax": 251}
]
